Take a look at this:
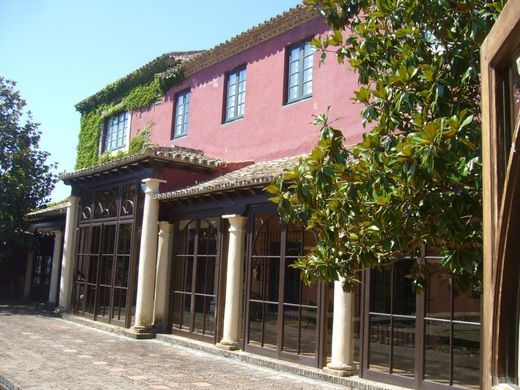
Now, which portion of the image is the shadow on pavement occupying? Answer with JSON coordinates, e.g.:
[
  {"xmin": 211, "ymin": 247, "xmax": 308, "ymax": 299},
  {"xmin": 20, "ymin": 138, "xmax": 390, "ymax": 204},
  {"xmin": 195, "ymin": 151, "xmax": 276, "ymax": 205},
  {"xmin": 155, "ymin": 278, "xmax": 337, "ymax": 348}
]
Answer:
[{"xmin": 0, "ymin": 299, "xmax": 61, "ymax": 318}]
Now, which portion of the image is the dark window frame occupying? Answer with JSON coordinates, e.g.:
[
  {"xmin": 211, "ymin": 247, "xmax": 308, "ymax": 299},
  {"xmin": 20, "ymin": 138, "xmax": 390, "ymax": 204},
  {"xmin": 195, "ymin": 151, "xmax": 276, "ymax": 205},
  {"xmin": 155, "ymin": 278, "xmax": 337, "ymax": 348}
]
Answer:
[
  {"xmin": 72, "ymin": 180, "xmax": 143, "ymax": 329},
  {"xmin": 172, "ymin": 89, "xmax": 191, "ymax": 139},
  {"xmin": 223, "ymin": 65, "xmax": 247, "ymax": 123},
  {"xmin": 284, "ymin": 39, "xmax": 314, "ymax": 105},
  {"xmin": 243, "ymin": 205, "xmax": 327, "ymax": 368}
]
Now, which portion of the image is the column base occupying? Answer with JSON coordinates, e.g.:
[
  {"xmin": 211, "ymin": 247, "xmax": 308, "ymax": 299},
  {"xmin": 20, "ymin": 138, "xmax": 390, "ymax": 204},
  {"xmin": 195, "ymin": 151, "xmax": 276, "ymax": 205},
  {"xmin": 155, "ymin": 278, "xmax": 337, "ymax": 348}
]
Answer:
[
  {"xmin": 323, "ymin": 363, "xmax": 356, "ymax": 377},
  {"xmin": 130, "ymin": 325, "xmax": 156, "ymax": 338},
  {"xmin": 216, "ymin": 340, "xmax": 239, "ymax": 351}
]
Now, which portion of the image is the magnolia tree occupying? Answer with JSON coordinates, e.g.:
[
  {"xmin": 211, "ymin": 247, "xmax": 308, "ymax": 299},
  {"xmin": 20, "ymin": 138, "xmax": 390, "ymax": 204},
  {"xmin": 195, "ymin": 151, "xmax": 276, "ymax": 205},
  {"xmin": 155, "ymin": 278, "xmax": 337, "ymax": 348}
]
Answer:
[
  {"xmin": 269, "ymin": 0, "xmax": 504, "ymax": 291},
  {"xmin": 0, "ymin": 77, "xmax": 57, "ymax": 260}
]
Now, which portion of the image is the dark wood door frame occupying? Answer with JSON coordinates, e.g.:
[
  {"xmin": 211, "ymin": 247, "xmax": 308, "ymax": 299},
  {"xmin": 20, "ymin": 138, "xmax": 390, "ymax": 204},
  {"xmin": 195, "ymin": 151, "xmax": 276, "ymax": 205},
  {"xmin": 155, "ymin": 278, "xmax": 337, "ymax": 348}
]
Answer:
[
  {"xmin": 481, "ymin": 1, "xmax": 520, "ymax": 386},
  {"xmin": 243, "ymin": 205, "xmax": 325, "ymax": 368}
]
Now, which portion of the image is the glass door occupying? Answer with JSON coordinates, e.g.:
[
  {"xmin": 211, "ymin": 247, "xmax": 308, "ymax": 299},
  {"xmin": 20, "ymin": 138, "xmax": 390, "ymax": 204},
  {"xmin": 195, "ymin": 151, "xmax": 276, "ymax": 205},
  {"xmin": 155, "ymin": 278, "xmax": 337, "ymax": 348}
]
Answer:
[
  {"xmin": 72, "ymin": 181, "xmax": 141, "ymax": 328},
  {"xmin": 362, "ymin": 255, "xmax": 481, "ymax": 389},
  {"xmin": 364, "ymin": 260, "xmax": 417, "ymax": 387},
  {"xmin": 244, "ymin": 207, "xmax": 323, "ymax": 367},
  {"xmin": 170, "ymin": 218, "xmax": 220, "ymax": 341}
]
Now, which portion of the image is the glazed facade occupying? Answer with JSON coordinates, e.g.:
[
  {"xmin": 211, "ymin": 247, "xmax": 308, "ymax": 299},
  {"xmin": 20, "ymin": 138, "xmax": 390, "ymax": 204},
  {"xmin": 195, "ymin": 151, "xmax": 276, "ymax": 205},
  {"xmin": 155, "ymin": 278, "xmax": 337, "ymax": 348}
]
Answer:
[{"xmin": 25, "ymin": 6, "xmax": 483, "ymax": 389}]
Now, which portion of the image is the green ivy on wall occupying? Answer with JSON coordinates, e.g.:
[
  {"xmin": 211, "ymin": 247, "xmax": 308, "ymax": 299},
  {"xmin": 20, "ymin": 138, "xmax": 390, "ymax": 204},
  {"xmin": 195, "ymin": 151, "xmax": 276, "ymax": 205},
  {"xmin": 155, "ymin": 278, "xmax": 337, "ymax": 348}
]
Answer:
[
  {"xmin": 97, "ymin": 121, "xmax": 155, "ymax": 165},
  {"xmin": 74, "ymin": 53, "xmax": 185, "ymax": 170}
]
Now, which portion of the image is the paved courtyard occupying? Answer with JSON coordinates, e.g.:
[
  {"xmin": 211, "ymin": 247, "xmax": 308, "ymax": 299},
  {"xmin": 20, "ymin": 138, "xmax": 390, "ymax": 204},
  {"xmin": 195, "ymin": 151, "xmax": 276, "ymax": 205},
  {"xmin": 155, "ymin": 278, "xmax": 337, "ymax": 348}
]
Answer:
[{"xmin": 0, "ymin": 303, "xmax": 342, "ymax": 390}]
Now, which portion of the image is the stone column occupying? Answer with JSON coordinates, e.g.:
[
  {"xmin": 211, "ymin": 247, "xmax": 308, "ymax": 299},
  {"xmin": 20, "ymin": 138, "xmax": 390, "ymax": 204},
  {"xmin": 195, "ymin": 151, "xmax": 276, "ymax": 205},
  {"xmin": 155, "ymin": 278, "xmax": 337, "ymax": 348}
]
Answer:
[
  {"xmin": 58, "ymin": 195, "xmax": 80, "ymax": 309},
  {"xmin": 48, "ymin": 230, "xmax": 63, "ymax": 305},
  {"xmin": 133, "ymin": 178, "xmax": 165, "ymax": 332},
  {"xmin": 153, "ymin": 221, "xmax": 173, "ymax": 331},
  {"xmin": 23, "ymin": 251, "xmax": 34, "ymax": 299},
  {"xmin": 217, "ymin": 214, "xmax": 247, "ymax": 350},
  {"xmin": 325, "ymin": 277, "xmax": 355, "ymax": 376}
]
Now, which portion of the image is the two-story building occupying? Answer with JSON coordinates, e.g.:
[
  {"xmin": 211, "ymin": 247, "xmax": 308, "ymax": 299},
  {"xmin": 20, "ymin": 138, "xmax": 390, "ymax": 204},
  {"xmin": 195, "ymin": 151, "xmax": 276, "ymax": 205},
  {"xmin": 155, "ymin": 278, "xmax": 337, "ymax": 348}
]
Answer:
[{"xmin": 25, "ymin": 5, "xmax": 482, "ymax": 389}]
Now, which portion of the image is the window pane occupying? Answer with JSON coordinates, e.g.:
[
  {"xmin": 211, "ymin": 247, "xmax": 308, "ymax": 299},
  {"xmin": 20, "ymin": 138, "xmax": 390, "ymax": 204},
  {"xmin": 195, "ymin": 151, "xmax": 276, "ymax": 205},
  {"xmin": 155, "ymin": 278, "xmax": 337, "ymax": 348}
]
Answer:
[
  {"xmin": 283, "ymin": 305, "xmax": 299, "ymax": 353},
  {"xmin": 250, "ymin": 257, "xmax": 265, "ymax": 300},
  {"xmin": 264, "ymin": 303, "xmax": 278, "ymax": 349},
  {"xmin": 370, "ymin": 267, "xmax": 391, "ymax": 313},
  {"xmin": 304, "ymin": 42, "xmax": 314, "ymax": 56},
  {"xmin": 289, "ymin": 73, "xmax": 299, "ymax": 87},
  {"xmin": 204, "ymin": 296, "xmax": 216, "ymax": 336},
  {"xmin": 426, "ymin": 262, "xmax": 451, "ymax": 319},
  {"xmin": 289, "ymin": 86, "xmax": 299, "ymax": 100},
  {"xmin": 304, "ymin": 54, "xmax": 313, "ymax": 69},
  {"xmin": 249, "ymin": 302, "xmax": 263, "ymax": 345},
  {"xmin": 393, "ymin": 260, "xmax": 416, "ymax": 315},
  {"xmin": 300, "ymin": 307, "xmax": 317, "ymax": 356},
  {"xmin": 454, "ymin": 289, "xmax": 480, "ymax": 323},
  {"xmin": 368, "ymin": 315, "xmax": 390, "ymax": 372},
  {"xmin": 453, "ymin": 323, "xmax": 480, "ymax": 389},
  {"xmin": 303, "ymin": 81, "xmax": 312, "ymax": 96},
  {"xmin": 290, "ymin": 46, "xmax": 301, "ymax": 60},
  {"xmin": 392, "ymin": 318, "xmax": 415, "ymax": 378},
  {"xmin": 290, "ymin": 60, "xmax": 300, "ymax": 74},
  {"xmin": 424, "ymin": 320, "xmax": 450, "ymax": 385},
  {"xmin": 303, "ymin": 68, "xmax": 313, "ymax": 83},
  {"xmin": 182, "ymin": 294, "xmax": 191, "ymax": 329}
]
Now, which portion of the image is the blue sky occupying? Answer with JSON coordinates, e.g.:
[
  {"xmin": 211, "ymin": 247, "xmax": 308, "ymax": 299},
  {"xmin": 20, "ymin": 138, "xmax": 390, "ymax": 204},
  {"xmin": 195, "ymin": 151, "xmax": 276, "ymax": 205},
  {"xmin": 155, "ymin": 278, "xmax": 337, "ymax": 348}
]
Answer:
[{"xmin": 0, "ymin": 0, "xmax": 302, "ymax": 202}]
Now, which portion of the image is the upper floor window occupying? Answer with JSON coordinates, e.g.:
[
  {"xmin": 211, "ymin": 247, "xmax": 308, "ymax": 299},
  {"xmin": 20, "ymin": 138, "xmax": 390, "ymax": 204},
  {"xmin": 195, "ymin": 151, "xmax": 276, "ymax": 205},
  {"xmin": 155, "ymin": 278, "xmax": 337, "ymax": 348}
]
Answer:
[
  {"xmin": 173, "ymin": 90, "xmax": 191, "ymax": 138},
  {"xmin": 224, "ymin": 66, "xmax": 246, "ymax": 122},
  {"xmin": 104, "ymin": 111, "xmax": 129, "ymax": 153},
  {"xmin": 286, "ymin": 40, "xmax": 314, "ymax": 104}
]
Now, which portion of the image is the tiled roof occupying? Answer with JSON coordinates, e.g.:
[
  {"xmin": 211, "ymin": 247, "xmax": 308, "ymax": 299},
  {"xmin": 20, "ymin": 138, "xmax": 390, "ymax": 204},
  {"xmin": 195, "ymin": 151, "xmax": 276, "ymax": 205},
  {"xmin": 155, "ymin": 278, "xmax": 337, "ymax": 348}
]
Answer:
[
  {"xmin": 26, "ymin": 202, "xmax": 68, "ymax": 220},
  {"xmin": 60, "ymin": 146, "xmax": 225, "ymax": 182},
  {"xmin": 75, "ymin": 51, "xmax": 204, "ymax": 112},
  {"xmin": 182, "ymin": 5, "xmax": 318, "ymax": 77},
  {"xmin": 156, "ymin": 155, "xmax": 302, "ymax": 201}
]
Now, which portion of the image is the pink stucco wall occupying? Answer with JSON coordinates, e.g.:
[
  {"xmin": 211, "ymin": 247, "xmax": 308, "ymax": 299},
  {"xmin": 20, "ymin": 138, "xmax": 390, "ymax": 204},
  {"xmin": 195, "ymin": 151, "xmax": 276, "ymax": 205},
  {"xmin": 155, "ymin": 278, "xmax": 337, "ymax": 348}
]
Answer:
[{"xmin": 131, "ymin": 17, "xmax": 365, "ymax": 163}]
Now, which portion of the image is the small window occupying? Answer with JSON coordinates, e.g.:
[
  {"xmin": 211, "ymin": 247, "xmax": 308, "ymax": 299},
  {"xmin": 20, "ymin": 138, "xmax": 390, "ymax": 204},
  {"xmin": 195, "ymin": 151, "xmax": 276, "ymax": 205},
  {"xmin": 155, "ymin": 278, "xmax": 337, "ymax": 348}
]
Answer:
[
  {"xmin": 173, "ymin": 90, "xmax": 191, "ymax": 138},
  {"xmin": 224, "ymin": 66, "xmax": 246, "ymax": 122},
  {"xmin": 286, "ymin": 40, "xmax": 314, "ymax": 104},
  {"xmin": 104, "ymin": 112, "xmax": 129, "ymax": 152}
]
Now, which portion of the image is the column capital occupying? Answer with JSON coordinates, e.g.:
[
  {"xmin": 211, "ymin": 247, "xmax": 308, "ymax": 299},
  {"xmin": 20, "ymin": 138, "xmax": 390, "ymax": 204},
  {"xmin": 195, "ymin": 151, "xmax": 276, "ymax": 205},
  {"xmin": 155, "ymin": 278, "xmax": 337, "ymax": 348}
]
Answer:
[
  {"xmin": 68, "ymin": 195, "xmax": 80, "ymax": 205},
  {"xmin": 222, "ymin": 214, "xmax": 247, "ymax": 232},
  {"xmin": 142, "ymin": 178, "xmax": 166, "ymax": 194},
  {"xmin": 158, "ymin": 221, "xmax": 173, "ymax": 236}
]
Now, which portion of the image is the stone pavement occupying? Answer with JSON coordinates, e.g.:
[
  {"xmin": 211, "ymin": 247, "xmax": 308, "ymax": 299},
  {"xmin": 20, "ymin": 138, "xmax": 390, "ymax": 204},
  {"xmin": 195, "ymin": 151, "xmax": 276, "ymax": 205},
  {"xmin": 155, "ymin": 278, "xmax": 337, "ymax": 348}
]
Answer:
[{"xmin": 0, "ymin": 303, "xmax": 342, "ymax": 390}]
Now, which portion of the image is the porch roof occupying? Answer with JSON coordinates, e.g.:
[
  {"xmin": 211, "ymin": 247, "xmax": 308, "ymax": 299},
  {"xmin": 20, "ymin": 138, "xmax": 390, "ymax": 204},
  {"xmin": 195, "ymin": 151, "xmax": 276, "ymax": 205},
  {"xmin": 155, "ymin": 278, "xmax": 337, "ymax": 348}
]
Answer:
[
  {"xmin": 156, "ymin": 155, "xmax": 302, "ymax": 201},
  {"xmin": 60, "ymin": 146, "xmax": 225, "ymax": 184},
  {"xmin": 26, "ymin": 202, "xmax": 68, "ymax": 221}
]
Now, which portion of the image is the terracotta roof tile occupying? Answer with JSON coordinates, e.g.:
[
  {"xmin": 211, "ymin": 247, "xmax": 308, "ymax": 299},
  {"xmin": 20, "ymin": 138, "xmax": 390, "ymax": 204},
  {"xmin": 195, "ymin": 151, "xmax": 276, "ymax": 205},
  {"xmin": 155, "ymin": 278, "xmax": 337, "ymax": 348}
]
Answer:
[
  {"xmin": 156, "ymin": 155, "xmax": 302, "ymax": 200},
  {"xmin": 182, "ymin": 5, "xmax": 318, "ymax": 76},
  {"xmin": 26, "ymin": 202, "xmax": 68, "ymax": 220},
  {"xmin": 60, "ymin": 146, "xmax": 225, "ymax": 182}
]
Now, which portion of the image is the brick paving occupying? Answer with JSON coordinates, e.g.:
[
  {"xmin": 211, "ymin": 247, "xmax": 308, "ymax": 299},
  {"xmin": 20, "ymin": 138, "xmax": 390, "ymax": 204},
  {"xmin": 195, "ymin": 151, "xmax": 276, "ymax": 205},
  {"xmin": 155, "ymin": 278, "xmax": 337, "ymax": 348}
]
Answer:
[{"xmin": 0, "ymin": 303, "xmax": 342, "ymax": 390}]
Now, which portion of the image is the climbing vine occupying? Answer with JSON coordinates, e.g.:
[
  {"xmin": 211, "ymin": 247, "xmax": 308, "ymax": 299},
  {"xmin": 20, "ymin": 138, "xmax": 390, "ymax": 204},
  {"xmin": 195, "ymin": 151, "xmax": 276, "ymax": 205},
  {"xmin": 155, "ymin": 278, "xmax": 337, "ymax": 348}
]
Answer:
[
  {"xmin": 74, "ymin": 53, "xmax": 185, "ymax": 170},
  {"xmin": 97, "ymin": 122, "xmax": 155, "ymax": 165}
]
